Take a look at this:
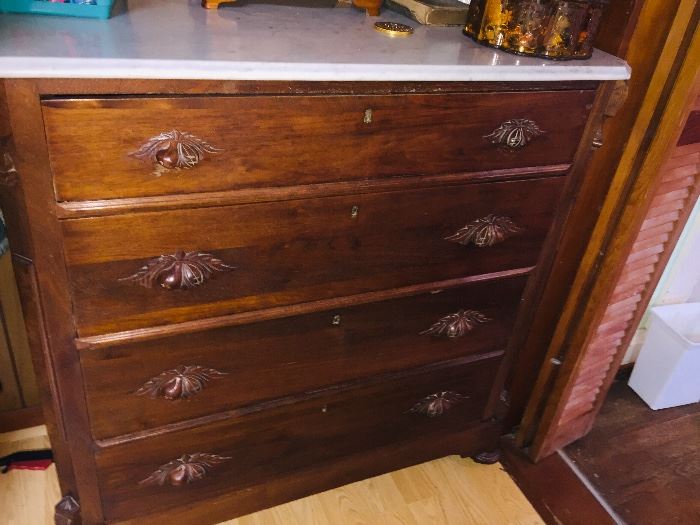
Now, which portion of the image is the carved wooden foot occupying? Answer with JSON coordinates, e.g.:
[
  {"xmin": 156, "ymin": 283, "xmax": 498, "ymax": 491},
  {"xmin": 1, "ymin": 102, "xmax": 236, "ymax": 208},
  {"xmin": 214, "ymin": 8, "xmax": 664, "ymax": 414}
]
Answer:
[
  {"xmin": 55, "ymin": 495, "xmax": 81, "ymax": 525},
  {"xmin": 201, "ymin": 0, "xmax": 236, "ymax": 9},
  {"xmin": 471, "ymin": 450, "xmax": 501, "ymax": 465},
  {"xmin": 352, "ymin": 0, "xmax": 382, "ymax": 16}
]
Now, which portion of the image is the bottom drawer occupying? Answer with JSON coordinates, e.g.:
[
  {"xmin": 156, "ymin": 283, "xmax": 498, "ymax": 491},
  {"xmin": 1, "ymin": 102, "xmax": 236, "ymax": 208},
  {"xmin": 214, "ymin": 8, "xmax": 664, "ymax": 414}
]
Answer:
[{"xmin": 96, "ymin": 355, "xmax": 501, "ymax": 523}]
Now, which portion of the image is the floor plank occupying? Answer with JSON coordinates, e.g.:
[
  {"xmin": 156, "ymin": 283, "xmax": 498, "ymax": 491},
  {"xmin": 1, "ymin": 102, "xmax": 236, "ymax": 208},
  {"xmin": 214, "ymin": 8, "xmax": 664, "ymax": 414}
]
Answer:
[
  {"xmin": 501, "ymin": 438, "xmax": 617, "ymax": 525},
  {"xmin": 0, "ymin": 426, "xmax": 542, "ymax": 525},
  {"xmin": 0, "ymin": 426, "xmax": 59, "ymax": 525},
  {"xmin": 565, "ymin": 381, "xmax": 700, "ymax": 525}
]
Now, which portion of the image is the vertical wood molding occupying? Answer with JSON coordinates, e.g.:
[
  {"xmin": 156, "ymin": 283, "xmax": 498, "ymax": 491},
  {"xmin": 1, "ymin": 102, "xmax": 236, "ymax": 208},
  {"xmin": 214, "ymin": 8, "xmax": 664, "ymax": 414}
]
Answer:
[
  {"xmin": 0, "ymin": 251, "xmax": 39, "ymax": 407},
  {"xmin": 490, "ymin": 81, "xmax": 612, "ymax": 421},
  {"xmin": 1, "ymin": 80, "xmax": 104, "ymax": 522},
  {"xmin": 0, "ymin": 291, "xmax": 22, "ymax": 411},
  {"xmin": 504, "ymin": 0, "xmax": 677, "ymax": 431},
  {"xmin": 521, "ymin": 2, "xmax": 700, "ymax": 459}
]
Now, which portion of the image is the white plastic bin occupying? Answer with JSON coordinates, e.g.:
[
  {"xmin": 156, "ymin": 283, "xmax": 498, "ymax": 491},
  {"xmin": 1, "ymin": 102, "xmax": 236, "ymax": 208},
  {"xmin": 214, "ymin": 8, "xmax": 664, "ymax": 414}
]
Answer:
[{"xmin": 629, "ymin": 303, "xmax": 700, "ymax": 409}]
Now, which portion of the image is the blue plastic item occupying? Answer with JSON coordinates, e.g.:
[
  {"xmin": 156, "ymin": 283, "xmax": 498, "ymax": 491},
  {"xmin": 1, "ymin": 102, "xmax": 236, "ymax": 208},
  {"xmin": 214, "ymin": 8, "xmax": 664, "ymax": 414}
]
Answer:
[{"xmin": 0, "ymin": 0, "xmax": 116, "ymax": 19}]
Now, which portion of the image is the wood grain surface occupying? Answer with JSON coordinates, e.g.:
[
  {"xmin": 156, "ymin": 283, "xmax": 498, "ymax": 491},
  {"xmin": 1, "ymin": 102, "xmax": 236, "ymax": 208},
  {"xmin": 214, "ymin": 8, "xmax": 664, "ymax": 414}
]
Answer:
[
  {"xmin": 33, "ymin": 78, "xmax": 599, "ymax": 96},
  {"xmin": 501, "ymin": 437, "xmax": 616, "ymax": 525},
  {"xmin": 81, "ymin": 276, "xmax": 527, "ymax": 440},
  {"xmin": 519, "ymin": 1, "xmax": 700, "ymax": 458},
  {"xmin": 0, "ymin": 425, "xmax": 543, "ymax": 525},
  {"xmin": 42, "ymin": 91, "xmax": 593, "ymax": 201},
  {"xmin": 95, "ymin": 357, "xmax": 501, "ymax": 523},
  {"xmin": 0, "ymin": 252, "xmax": 39, "ymax": 407},
  {"xmin": 3, "ymin": 76, "xmax": 596, "ymax": 524},
  {"xmin": 62, "ymin": 177, "xmax": 563, "ymax": 336},
  {"xmin": 566, "ymin": 382, "xmax": 700, "ymax": 525}
]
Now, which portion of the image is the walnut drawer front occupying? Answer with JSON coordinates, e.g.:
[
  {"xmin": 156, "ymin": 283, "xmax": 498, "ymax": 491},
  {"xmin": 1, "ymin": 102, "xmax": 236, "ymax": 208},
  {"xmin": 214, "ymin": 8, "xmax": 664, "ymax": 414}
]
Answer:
[
  {"xmin": 42, "ymin": 90, "xmax": 594, "ymax": 202},
  {"xmin": 62, "ymin": 177, "xmax": 564, "ymax": 336},
  {"xmin": 94, "ymin": 356, "xmax": 500, "ymax": 523},
  {"xmin": 80, "ymin": 275, "xmax": 526, "ymax": 440}
]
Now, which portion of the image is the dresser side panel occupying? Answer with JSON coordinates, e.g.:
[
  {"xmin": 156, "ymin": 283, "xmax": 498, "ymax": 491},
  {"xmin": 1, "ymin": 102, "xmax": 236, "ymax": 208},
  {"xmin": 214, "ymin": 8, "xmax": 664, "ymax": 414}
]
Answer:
[{"xmin": 2, "ymin": 79, "xmax": 104, "ymax": 523}]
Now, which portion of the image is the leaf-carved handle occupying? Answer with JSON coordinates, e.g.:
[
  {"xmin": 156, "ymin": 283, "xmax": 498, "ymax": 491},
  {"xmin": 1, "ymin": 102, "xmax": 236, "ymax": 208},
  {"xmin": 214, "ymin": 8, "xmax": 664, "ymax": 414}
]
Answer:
[
  {"xmin": 420, "ymin": 309, "xmax": 491, "ymax": 338},
  {"xmin": 120, "ymin": 250, "xmax": 235, "ymax": 290},
  {"xmin": 129, "ymin": 130, "xmax": 221, "ymax": 170},
  {"xmin": 139, "ymin": 453, "xmax": 230, "ymax": 487},
  {"xmin": 484, "ymin": 119, "xmax": 545, "ymax": 149},
  {"xmin": 406, "ymin": 391, "xmax": 467, "ymax": 417},
  {"xmin": 445, "ymin": 215, "xmax": 522, "ymax": 248},
  {"xmin": 135, "ymin": 365, "xmax": 227, "ymax": 401}
]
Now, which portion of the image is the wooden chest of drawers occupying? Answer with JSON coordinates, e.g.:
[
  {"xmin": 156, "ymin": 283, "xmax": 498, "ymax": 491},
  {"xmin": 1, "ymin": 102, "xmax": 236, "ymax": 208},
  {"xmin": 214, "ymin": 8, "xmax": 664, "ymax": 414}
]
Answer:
[{"xmin": 0, "ymin": 79, "xmax": 605, "ymax": 524}]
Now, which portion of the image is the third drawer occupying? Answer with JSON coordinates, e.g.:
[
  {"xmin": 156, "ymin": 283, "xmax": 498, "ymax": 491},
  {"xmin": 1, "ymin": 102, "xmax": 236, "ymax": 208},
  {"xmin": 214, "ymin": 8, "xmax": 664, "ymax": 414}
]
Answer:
[{"xmin": 80, "ymin": 275, "xmax": 527, "ymax": 440}]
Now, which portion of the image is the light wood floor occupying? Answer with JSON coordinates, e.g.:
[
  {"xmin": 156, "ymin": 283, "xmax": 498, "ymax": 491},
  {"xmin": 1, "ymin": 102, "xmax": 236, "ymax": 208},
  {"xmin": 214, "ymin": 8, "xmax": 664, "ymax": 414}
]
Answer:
[{"xmin": 0, "ymin": 426, "xmax": 543, "ymax": 525}]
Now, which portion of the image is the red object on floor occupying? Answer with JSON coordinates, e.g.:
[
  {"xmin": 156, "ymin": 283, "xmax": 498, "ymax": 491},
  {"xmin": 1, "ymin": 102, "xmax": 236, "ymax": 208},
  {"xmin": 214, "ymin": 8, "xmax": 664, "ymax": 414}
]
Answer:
[{"xmin": 0, "ymin": 450, "xmax": 53, "ymax": 473}]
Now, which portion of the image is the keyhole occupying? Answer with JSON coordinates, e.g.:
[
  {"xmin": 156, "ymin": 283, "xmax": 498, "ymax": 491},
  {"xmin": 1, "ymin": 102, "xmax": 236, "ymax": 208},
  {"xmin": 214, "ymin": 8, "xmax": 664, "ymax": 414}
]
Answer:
[
  {"xmin": 351, "ymin": 205, "xmax": 359, "ymax": 219},
  {"xmin": 332, "ymin": 314, "xmax": 341, "ymax": 326},
  {"xmin": 364, "ymin": 108, "xmax": 373, "ymax": 124}
]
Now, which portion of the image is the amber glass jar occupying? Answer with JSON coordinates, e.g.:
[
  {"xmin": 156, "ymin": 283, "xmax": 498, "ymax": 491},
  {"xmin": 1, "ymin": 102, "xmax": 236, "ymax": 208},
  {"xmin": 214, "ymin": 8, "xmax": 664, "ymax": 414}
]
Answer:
[
  {"xmin": 508, "ymin": 0, "xmax": 552, "ymax": 55},
  {"xmin": 464, "ymin": 0, "xmax": 608, "ymax": 60}
]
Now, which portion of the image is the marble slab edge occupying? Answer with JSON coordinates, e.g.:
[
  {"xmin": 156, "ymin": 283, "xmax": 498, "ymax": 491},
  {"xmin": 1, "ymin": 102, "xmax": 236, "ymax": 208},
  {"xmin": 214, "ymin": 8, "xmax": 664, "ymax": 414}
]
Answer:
[{"xmin": 0, "ymin": 57, "xmax": 631, "ymax": 82}]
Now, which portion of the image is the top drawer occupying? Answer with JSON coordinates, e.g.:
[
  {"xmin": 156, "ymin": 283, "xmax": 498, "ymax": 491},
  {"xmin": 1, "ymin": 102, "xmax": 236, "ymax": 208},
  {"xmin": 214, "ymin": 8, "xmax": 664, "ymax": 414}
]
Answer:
[{"xmin": 41, "ymin": 90, "xmax": 595, "ymax": 202}]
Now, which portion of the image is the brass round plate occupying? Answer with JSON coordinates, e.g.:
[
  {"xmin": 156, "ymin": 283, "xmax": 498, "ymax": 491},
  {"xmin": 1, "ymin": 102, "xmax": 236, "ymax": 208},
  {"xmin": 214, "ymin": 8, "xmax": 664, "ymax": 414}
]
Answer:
[{"xmin": 374, "ymin": 21, "xmax": 414, "ymax": 37}]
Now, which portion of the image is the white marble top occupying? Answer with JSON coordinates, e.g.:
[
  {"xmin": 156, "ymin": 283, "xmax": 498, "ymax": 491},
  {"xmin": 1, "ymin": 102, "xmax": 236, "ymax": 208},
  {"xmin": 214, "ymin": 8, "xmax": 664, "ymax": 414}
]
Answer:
[{"xmin": 0, "ymin": 0, "xmax": 630, "ymax": 81}]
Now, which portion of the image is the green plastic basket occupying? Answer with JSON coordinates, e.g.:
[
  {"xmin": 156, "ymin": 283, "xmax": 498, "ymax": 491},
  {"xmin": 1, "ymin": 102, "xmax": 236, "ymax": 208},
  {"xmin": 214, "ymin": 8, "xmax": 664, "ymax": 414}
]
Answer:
[{"xmin": 0, "ymin": 0, "xmax": 116, "ymax": 19}]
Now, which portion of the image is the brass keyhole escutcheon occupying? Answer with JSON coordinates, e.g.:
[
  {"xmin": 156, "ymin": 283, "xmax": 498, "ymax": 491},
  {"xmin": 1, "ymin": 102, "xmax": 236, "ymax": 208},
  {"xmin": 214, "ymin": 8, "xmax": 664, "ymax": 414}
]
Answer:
[
  {"xmin": 351, "ymin": 206, "xmax": 359, "ymax": 219},
  {"xmin": 364, "ymin": 109, "xmax": 373, "ymax": 124},
  {"xmin": 332, "ymin": 314, "xmax": 341, "ymax": 326}
]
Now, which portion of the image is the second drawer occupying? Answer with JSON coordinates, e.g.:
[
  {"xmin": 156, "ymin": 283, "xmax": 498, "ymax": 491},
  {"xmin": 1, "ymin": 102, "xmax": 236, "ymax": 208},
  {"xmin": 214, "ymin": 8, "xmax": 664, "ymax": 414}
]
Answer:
[
  {"xmin": 80, "ymin": 275, "xmax": 526, "ymax": 440},
  {"xmin": 63, "ymin": 176, "xmax": 564, "ymax": 336}
]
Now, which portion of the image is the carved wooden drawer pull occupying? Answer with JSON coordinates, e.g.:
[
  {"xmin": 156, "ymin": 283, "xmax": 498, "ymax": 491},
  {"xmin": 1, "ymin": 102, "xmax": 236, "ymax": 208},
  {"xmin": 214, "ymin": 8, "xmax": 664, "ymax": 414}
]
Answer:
[
  {"xmin": 130, "ymin": 130, "xmax": 221, "ymax": 170},
  {"xmin": 484, "ymin": 119, "xmax": 545, "ymax": 148},
  {"xmin": 139, "ymin": 453, "xmax": 230, "ymax": 487},
  {"xmin": 135, "ymin": 365, "xmax": 227, "ymax": 401},
  {"xmin": 120, "ymin": 250, "xmax": 235, "ymax": 290},
  {"xmin": 407, "ymin": 391, "xmax": 467, "ymax": 417},
  {"xmin": 420, "ymin": 309, "xmax": 491, "ymax": 338},
  {"xmin": 445, "ymin": 214, "xmax": 522, "ymax": 248}
]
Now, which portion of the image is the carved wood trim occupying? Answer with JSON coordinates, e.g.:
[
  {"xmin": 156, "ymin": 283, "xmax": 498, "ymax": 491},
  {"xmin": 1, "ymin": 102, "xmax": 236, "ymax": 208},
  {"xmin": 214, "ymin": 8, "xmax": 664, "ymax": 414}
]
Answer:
[
  {"xmin": 445, "ymin": 215, "xmax": 522, "ymax": 248},
  {"xmin": 484, "ymin": 119, "xmax": 545, "ymax": 148},
  {"xmin": 420, "ymin": 309, "xmax": 491, "ymax": 338},
  {"xmin": 139, "ymin": 453, "xmax": 230, "ymax": 487},
  {"xmin": 120, "ymin": 250, "xmax": 235, "ymax": 290},
  {"xmin": 0, "ymin": 146, "xmax": 18, "ymax": 187},
  {"xmin": 54, "ymin": 494, "xmax": 81, "ymax": 525},
  {"xmin": 604, "ymin": 80, "xmax": 630, "ymax": 118},
  {"xmin": 129, "ymin": 130, "xmax": 221, "ymax": 171},
  {"xmin": 135, "ymin": 365, "xmax": 227, "ymax": 400},
  {"xmin": 472, "ymin": 450, "xmax": 501, "ymax": 464},
  {"xmin": 406, "ymin": 391, "xmax": 467, "ymax": 417}
]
